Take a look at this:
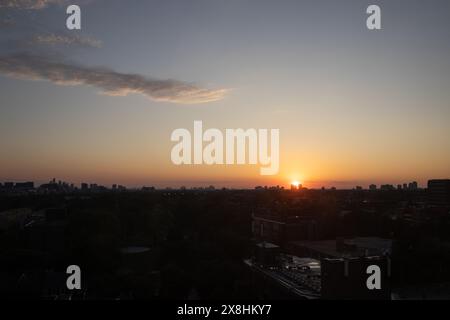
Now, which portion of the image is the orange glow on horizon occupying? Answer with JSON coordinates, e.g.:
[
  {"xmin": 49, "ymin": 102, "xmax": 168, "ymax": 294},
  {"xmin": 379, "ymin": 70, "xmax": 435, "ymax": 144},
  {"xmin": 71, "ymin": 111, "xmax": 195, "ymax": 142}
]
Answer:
[{"xmin": 291, "ymin": 180, "xmax": 301, "ymax": 188}]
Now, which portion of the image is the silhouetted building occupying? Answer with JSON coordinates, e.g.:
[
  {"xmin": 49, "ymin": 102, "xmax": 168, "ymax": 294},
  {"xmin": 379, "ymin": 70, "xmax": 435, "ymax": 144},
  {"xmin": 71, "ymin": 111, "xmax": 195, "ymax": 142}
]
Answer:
[
  {"xmin": 254, "ymin": 242, "xmax": 280, "ymax": 267},
  {"xmin": 25, "ymin": 208, "xmax": 68, "ymax": 255},
  {"xmin": 288, "ymin": 237, "xmax": 392, "ymax": 260},
  {"xmin": 4, "ymin": 182, "xmax": 14, "ymax": 189},
  {"xmin": 15, "ymin": 182, "xmax": 34, "ymax": 190},
  {"xmin": 291, "ymin": 183, "xmax": 302, "ymax": 191},
  {"xmin": 408, "ymin": 181, "xmax": 418, "ymax": 190},
  {"xmin": 244, "ymin": 252, "xmax": 321, "ymax": 299},
  {"xmin": 252, "ymin": 214, "xmax": 317, "ymax": 247},
  {"xmin": 428, "ymin": 179, "xmax": 450, "ymax": 206},
  {"xmin": 321, "ymin": 256, "xmax": 391, "ymax": 300}
]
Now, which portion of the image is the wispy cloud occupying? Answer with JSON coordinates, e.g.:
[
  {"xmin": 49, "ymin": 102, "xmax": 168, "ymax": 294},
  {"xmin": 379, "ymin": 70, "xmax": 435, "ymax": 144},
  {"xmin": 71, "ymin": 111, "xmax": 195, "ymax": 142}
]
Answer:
[
  {"xmin": 0, "ymin": 53, "xmax": 228, "ymax": 104},
  {"xmin": 0, "ymin": 0, "xmax": 65, "ymax": 9},
  {"xmin": 30, "ymin": 34, "xmax": 102, "ymax": 48}
]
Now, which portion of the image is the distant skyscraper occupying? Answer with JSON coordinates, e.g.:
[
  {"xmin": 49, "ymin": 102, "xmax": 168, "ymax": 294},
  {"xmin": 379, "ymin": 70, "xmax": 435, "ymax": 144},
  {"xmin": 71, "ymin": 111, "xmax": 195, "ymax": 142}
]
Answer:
[
  {"xmin": 4, "ymin": 182, "xmax": 14, "ymax": 189},
  {"xmin": 408, "ymin": 181, "xmax": 418, "ymax": 190},
  {"xmin": 15, "ymin": 182, "xmax": 34, "ymax": 190}
]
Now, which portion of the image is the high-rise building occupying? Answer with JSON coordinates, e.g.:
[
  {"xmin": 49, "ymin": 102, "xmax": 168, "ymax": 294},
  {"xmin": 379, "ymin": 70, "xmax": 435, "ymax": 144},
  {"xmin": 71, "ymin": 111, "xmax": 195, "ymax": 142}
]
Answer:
[
  {"xmin": 4, "ymin": 182, "xmax": 14, "ymax": 189},
  {"xmin": 408, "ymin": 181, "xmax": 418, "ymax": 190},
  {"xmin": 428, "ymin": 179, "xmax": 450, "ymax": 206},
  {"xmin": 15, "ymin": 182, "xmax": 34, "ymax": 190}
]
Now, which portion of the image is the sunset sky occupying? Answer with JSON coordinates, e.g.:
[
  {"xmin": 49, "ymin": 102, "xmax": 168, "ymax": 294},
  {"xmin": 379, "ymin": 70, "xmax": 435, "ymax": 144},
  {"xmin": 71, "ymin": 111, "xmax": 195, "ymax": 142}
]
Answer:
[{"xmin": 1, "ymin": 0, "xmax": 450, "ymax": 189}]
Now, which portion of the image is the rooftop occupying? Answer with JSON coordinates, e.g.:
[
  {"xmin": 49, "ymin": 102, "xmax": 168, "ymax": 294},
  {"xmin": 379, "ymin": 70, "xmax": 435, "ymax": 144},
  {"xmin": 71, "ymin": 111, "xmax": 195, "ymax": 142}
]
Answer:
[{"xmin": 290, "ymin": 237, "xmax": 392, "ymax": 258}]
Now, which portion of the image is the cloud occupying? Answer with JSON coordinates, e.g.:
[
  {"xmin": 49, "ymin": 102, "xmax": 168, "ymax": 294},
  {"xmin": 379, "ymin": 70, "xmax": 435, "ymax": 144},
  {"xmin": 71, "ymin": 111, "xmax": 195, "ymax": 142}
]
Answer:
[
  {"xmin": 0, "ymin": 53, "xmax": 228, "ymax": 104},
  {"xmin": 30, "ymin": 34, "xmax": 102, "ymax": 48},
  {"xmin": 0, "ymin": 0, "xmax": 64, "ymax": 9},
  {"xmin": 0, "ymin": 16, "xmax": 15, "ymax": 27}
]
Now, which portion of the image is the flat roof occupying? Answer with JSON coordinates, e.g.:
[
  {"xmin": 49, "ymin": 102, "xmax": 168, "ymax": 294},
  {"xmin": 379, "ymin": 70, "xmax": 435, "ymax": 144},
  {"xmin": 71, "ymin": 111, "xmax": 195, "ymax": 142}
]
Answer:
[
  {"xmin": 290, "ymin": 237, "xmax": 392, "ymax": 258},
  {"xmin": 256, "ymin": 242, "xmax": 279, "ymax": 249},
  {"xmin": 120, "ymin": 246, "xmax": 151, "ymax": 254}
]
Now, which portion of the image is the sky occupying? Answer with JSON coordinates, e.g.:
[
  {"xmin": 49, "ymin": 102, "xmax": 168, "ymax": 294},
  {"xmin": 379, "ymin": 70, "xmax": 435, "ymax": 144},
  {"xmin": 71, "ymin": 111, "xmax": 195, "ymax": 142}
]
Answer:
[{"xmin": 0, "ymin": 0, "xmax": 450, "ymax": 189}]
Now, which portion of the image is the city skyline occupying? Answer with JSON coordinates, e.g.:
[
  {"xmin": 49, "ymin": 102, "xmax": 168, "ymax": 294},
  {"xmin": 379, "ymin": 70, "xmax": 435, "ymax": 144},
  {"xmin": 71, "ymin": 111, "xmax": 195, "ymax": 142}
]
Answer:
[
  {"xmin": 1, "ymin": 0, "xmax": 450, "ymax": 189},
  {"xmin": 0, "ymin": 177, "xmax": 434, "ymax": 190}
]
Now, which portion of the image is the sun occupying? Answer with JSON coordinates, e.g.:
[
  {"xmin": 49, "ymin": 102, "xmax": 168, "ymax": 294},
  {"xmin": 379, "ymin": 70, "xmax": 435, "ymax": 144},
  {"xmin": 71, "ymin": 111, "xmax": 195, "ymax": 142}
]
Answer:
[{"xmin": 291, "ymin": 180, "xmax": 301, "ymax": 188}]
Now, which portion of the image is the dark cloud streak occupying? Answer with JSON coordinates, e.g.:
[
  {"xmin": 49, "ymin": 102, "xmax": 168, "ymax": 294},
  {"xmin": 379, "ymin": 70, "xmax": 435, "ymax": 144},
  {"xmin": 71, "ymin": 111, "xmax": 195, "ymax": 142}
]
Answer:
[
  {"xmin": 30, "ymin": 34, "xmax": 103, "ymax": 48},
  {"xmin": 0, "ymin": 53, "xmax": 228, "ymax": 104},
  {"xmin": 0, "ymin": 0, "xmax": 65, "ymax": 9}
]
